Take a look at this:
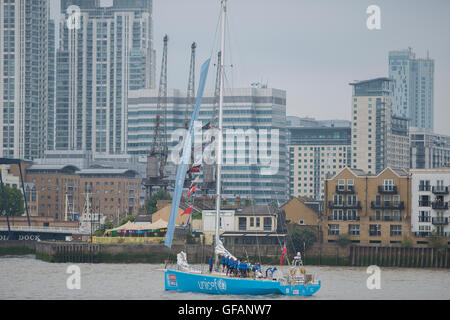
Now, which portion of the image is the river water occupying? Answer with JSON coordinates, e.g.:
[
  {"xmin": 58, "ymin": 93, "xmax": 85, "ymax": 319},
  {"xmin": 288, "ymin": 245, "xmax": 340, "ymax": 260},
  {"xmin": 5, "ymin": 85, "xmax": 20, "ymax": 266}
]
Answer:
[{"xmin": 0, "ymin": 255, "xmax": 449, "ymax": 300}]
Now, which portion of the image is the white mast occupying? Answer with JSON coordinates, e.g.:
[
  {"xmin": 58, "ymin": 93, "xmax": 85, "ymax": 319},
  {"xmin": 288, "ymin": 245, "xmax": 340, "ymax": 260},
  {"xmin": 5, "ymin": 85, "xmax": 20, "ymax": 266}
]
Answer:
[{"xmin": 215, "ymin": 0, "xmax": 227, "ymax": 267}]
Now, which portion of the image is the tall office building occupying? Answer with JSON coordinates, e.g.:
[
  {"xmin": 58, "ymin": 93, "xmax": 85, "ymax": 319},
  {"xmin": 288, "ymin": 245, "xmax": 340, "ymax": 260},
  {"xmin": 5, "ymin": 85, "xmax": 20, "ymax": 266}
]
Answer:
[
  {"xmin": 288, "ymin": 122, "xmax": 351, "ymax": 200},
  {"xmin": 127, "ymin": 87, "xmax": 289, "ymax": 204},
  {"xmin": 56, "ymin": 0, "xmax": 155, "ymax": 154},
  {"xmin": 389, "ymin": 48, "xmax": 434, "ymax": 130},
  {"xmin": 410, "ymin": 127, "xmax": 450, "ymax": 169},
  {"xmin": 0, "ymin": 0, "xmax": 53, "ymax": 159},
  {"xmin": 350, "ymin": 78, "xmax": 410, "ymax": 175}
]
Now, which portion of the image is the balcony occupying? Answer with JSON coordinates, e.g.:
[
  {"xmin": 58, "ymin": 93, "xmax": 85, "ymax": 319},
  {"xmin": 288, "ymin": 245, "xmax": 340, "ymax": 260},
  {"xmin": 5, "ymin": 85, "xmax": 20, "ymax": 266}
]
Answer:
[
  {"xmin": 413, "ymin": 232, "xmax": 431, "ymax": 238},
  {"xmin": 378, "ymin": 185, "xmax": 397, "ymax": 194},
  {"xmin": 327, "ymin": 215, "xmax": 360, "ymax": 221},
  {"xmin": 432, "ymin": 186, "xmax": 449, "ymax": 195},
  {"xmin": 335, "ymin": 185, "xmax": 355, "ymax": 194},
  {"xmin": 431, "ymin": 217, "xmax": 449, "ymax": 225},
  {"xmin": 369, "ymin": 216, "xmax": 402, "ymax": 222},
  {"xmin": 328, "ymin": 201, "xmax": 362, "ymax": 209},
  {"xmin": 370, "ymin": 201, "xmax": 405, "ymax": 210},
  {"xmin": 418, "ymin": 200, "xmax": 431, "ymax": 207},
  {"xmin": 431, "ymin": 201, "xmax": 449, "ymax": 210}
]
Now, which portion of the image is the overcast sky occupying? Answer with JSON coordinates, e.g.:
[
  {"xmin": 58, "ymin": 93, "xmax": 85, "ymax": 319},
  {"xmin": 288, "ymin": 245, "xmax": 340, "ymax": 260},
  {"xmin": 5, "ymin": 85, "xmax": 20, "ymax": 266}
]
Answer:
[{"xmin": 51, "ymin": 0, "xmax": 450, "ymax": 135}]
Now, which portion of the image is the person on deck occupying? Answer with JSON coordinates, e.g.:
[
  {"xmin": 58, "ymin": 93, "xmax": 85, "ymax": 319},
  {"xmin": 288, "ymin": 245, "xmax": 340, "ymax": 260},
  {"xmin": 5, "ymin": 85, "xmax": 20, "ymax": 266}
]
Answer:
[
  {"xmin": 208, "ymin": 256, "xmax": 213, "ymax": 273},
  {"xmin": 221, "ymin": 255, "xmax": 227, "ymax": 272}
]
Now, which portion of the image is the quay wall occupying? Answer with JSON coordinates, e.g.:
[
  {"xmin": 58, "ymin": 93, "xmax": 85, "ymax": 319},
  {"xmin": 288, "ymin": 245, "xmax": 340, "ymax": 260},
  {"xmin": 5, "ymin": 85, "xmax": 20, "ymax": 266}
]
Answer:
[{"xmin": 0, "ymin": 240, "xmax": 448, "ymax": 268}]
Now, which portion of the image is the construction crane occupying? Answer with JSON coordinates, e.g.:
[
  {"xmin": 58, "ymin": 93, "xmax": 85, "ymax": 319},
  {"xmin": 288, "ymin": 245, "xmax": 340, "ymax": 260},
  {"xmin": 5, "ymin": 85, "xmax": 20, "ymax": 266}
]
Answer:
[
  {"xmin": 184, "ymin": 42, "xmax": 196, "ymax": 129},
  {"xmin": 145, "ymin": 35, "xmax": 169, "ymax": 198},
  {"xmin": 183, "ymin": 42, "xmax": 197, "ymax": 188}
]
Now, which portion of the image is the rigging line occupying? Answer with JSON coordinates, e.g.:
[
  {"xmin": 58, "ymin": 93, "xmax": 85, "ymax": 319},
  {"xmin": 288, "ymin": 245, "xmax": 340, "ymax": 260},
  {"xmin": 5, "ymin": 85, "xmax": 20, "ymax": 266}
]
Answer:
[{"xmin": 208, "ymin": 6, "xmax": 224, "ymax": 63}]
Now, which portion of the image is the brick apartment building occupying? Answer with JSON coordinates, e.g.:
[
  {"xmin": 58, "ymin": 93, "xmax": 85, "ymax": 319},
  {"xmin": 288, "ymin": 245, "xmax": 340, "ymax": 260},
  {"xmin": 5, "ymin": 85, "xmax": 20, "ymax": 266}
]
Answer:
[
  {"xmin": 4, "ymin": 162, "xmax": 140, "ymax": 223},
  {"xmin": 323, "ymin": 167, "xmax": 412, "ymax": 245}
]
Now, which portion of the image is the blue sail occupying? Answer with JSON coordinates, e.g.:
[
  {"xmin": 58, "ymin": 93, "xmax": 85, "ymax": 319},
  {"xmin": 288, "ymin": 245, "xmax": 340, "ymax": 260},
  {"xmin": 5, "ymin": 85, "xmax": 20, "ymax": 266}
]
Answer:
[{"xmin": 165, "ymin": 59, "xmax": 211, "ymax": 248}]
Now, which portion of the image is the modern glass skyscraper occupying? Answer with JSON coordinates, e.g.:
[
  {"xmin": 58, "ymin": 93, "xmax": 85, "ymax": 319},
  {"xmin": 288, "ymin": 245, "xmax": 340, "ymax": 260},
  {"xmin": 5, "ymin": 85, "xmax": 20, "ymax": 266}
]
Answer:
[
  {"xmin": 127, "ymin": 87, "xmax": 289, "ymax": 204},
  {"xmin": 0, "ymin": 0, "xmax": 53, "ymax": 159},
  {"xmin": 56, "ymin": 0, "xmax": 155, "ymax": 154},
  {"xmin": 389, "ymin": 48, "xmax": 434, "ymax": 131}
]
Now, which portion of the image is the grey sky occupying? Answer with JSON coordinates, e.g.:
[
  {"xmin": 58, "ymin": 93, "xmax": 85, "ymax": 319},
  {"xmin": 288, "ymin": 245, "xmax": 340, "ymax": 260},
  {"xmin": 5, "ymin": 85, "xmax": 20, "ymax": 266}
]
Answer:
[{"xmin": 51, "ymin": 0, "xmax": 450, "ymax": 135}]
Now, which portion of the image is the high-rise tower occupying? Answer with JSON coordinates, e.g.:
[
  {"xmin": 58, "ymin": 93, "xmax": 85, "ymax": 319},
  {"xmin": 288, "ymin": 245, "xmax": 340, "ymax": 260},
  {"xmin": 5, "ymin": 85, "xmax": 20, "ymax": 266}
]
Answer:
[
  {"xmin": 389, "ymin": 48, "xmax": 434, "ymax": 131},
  {"xmin": 56, "ymin": 0, "xmax": 155, "ymax": 154},
  {"xmin": 0, "ymin": 0, "xmax": 53, "ymax": 159}
]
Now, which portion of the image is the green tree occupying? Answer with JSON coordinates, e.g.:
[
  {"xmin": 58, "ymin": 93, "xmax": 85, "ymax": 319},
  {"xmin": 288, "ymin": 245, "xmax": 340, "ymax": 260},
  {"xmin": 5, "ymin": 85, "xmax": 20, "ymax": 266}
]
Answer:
[
  {"xmin": 0, "ymin": 185, "xmax": 25, "ymax": 217},
  {"xmin": 288, "ymin": 227, "xmax": 317, "ymax": 254},
  {"xmin": 336, "ymin": 233, "xmax": 352, "ymax": 248},
  {"xmin": 144, "ymin": 189, "xmax": 172, "ymax": 215},
  {"xmin": 428, "ymin": 231, "xmax": 447, "ymax": 252},
  {"xmin": 93, "ymin": 219, "xmax": 116, "ymax": 236},
  {"xmin": 119, "ymin": 215, "xmax": 136, "ymax": 226},
  {"xmin": 268, "ymin": 201, "xmax": 279, "ymax": 208},
  {"xmin": 401, "ymin": 235, "xmax": 412, "ymax": 248}
]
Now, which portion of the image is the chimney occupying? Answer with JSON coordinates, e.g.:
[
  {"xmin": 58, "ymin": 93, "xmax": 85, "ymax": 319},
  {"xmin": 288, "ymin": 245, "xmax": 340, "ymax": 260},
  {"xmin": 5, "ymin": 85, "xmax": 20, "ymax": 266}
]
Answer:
[{"xmin": 235, "ymin": 196, "xmax": 241, "ymax": 208}]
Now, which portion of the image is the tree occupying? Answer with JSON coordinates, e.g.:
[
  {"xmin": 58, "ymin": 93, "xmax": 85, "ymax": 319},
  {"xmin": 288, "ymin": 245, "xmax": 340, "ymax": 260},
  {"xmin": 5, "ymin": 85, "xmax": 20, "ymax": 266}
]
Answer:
[
  {"xmin": 93, "ymin": 219, "xmax": 115, "ymax": 236},
  {"xmin": 119, "ymin": 215, "xmax": 136, "ymax": 226},
  {"xmin": 428, "ymin": 231, "xmax": 447, "ymax": 252},
  {"xmin": 336, "ymin": 233, "xmax": 352, "ymax": 248},
  {"xmin": 288, "ymin": 227, "xmax": 317, "ymax": 254},
  {"xmin": 0, "ymin": 185, "xmax": 25, "ymax": 217},
  {"xmin": 144, "ymin": 189, "xmax": 172, "ymax": 215}
]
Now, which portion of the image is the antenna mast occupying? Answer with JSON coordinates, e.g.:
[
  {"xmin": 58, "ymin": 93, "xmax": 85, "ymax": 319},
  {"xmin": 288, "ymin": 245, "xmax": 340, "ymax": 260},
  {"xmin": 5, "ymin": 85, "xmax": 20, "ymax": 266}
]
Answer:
[{"xmin": 214, "ymin": 0, "xmax": 227, "ymax": 267}]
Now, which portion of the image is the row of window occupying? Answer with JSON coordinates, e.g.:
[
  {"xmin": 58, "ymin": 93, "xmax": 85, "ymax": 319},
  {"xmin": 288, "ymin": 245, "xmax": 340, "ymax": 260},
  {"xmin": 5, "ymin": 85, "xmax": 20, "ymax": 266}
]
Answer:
[{"xmin": 328, "ymin": 224, "xmax": 402, "ymax": 237}]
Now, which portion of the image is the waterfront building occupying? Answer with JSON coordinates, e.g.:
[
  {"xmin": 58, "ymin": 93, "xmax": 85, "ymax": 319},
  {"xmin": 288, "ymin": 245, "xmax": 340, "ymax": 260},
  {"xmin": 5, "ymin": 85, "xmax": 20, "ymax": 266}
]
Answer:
[
  {"xmin": 410, "ymin": 168, "xmax": 450, "ymax": 241},
  {"xmin": 0, "ymin": 0, "xmax": 54, "ymax": 159},
  {"xmin": 127, "ymin": 87, "xmax": 289, "ymax": 205},
  {"xmin": 350, "ymin": 78, "xmax": 410, "ymax": 175},
  {"xmin": 202, "ymin": 205, "xmax": 286, "ymax": 246},
  {"xmin": 323, "ymin": 167, "xmax": 411, "ymax": 246},
  {"xmin": 280, "ymin": 197, "xmax": 321, "ymax": 227},
  {"xmin": 56, "ymin": 0, "xmax": 155, "ymax": 153},
  {"xmin": 389, "ymin": 48, "xmax": 434, "ymax": 130},
  {"xmin": 288, "ymin": 124, "xmax": 351, "ymax": 200},
  {"xmin": 5, "ymin": 162, "xmax": 140, "ymax": 223},
  {"xmin": 409, "ymin": 127, "xmax": 450, "ymax": 169}
]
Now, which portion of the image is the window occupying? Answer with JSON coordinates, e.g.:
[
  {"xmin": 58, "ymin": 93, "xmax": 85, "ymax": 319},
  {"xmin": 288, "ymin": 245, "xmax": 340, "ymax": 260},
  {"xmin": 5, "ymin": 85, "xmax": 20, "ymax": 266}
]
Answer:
[
  {"xmin": 337, "ymin": 179, "xmax": 345, "ymax": 191},
  {"xmin": 238, "ymin": 217, "xmax": 246, "ymax": 231},
  {"xmin": 349, "ymin": 224, "xmax": 360, "ymax": 236},
  {"xmin": 328, "ymin": 224, "xmax": 339, "ymax": 235},
  {"xmin": 390, "ymin": 225, "xmax": 402, "ymax": 237},
  {"xmin": 418, "ymin": 211, "xmax": 430, "ymax": 222},
  {"xmin": 369, "ymin": 224, "xmax": 381, "ymax": 236},
  {"xmin": 250, "ymin": 217, "xmax": 254, "ymax": 227},
  {"xmin": 263, "ymin": 217, "xmax": 272, "ymax": 231},
  {"xmin": 383, "ymin": 179, "xmax": 394, "ymax": 191}
]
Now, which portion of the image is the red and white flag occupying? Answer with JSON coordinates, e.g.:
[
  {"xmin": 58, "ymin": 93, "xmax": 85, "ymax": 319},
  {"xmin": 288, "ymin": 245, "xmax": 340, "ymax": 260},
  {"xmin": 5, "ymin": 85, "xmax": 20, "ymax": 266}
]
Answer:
[
  {"xmin": 280, "ymin": 242, "xmax": 287, "ymax": 266},
  {"xmin": 181, "ymin": 207, "xmax": 193, "ymax": 216},
  {"xmin": 187, "ymin": 184, "xmax": 198, "ymax": 198}
]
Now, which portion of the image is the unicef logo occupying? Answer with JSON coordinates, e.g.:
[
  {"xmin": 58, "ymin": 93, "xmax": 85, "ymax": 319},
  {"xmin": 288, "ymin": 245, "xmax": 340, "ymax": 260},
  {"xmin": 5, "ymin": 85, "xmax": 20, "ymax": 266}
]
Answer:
[{"xmin": 217, "ymin": 279, "xmax": 227, "ymax": 291}]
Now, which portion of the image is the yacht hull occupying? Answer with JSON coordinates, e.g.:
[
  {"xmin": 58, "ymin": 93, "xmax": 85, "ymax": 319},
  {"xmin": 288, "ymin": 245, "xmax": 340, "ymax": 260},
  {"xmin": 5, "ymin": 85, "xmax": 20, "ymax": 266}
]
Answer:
[{"xmin": 165, "ymin": 269, "xmax": 321, "ymax": 296}]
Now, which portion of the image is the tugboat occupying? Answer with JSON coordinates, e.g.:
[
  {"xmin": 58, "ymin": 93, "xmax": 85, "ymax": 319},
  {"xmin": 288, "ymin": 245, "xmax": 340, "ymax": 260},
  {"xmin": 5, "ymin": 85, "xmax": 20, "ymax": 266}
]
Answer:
[{"xmin": 163, "ymin": 0, "xmax": 320, "ymax": 296}]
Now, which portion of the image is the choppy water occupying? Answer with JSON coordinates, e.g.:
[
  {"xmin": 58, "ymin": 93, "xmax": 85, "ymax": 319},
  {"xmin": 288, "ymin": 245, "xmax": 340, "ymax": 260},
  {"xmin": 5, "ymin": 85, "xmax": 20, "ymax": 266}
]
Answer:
[{"xmin": 0, "ymin": 255, "xmax": 449, "ymax": 300}]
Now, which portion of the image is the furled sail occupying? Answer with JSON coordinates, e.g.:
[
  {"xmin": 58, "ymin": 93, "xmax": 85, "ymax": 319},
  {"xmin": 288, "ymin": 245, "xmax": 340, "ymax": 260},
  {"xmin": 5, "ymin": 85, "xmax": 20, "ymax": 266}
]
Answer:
[
  {"xmin": 164, "ymin": 59, "xmax": 211, "ymax": 248},
  {"xmin": 215, "ymin": 239, "xmax": 237, "ymax": 261}
]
